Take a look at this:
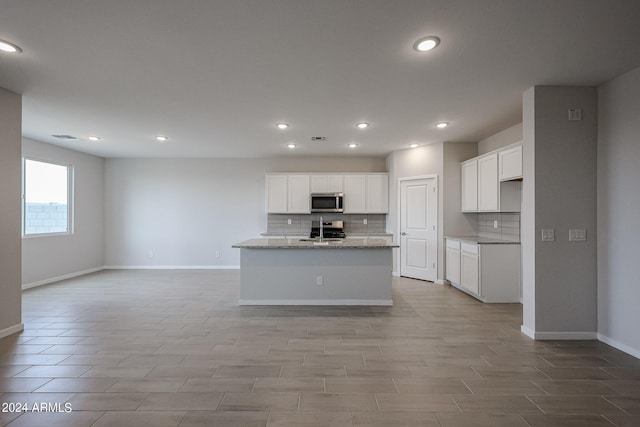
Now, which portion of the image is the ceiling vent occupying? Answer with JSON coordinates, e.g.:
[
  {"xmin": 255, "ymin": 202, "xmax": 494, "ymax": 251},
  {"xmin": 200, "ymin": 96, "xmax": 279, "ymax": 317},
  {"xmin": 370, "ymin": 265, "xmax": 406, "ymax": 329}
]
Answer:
[
  {"xmin": 52, "ymin": 134, "xmax": 77, "ymax": 140},
  {"xmin": 311, "ymin": 136, "xmax": 326, "ymax": 142}
]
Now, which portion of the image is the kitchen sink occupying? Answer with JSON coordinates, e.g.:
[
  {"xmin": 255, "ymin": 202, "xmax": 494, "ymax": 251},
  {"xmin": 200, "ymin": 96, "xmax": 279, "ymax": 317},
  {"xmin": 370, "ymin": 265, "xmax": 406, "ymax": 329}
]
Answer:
[{"xmin": 297, "ymin": 238, "xmax": 344, "ymax": 242}]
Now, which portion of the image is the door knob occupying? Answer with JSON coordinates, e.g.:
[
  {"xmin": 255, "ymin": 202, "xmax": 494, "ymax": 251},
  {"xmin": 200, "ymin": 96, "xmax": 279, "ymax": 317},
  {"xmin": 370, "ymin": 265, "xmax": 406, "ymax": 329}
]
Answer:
[{"xmin": 401, "ymin": 232, "xmax": 407, "ymax": 236}]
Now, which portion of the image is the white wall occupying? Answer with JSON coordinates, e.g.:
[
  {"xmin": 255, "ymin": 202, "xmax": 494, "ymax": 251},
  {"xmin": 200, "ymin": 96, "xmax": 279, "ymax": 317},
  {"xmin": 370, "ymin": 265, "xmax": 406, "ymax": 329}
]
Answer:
[
  {"xmin": 478, "ymin": 123, "xmax": 522, "ymax": 155},
  {"xmin": 22, "ymin": 138, "xmax": 105, "ymax": 287},
  {"xmin": 522, "ymin": 86, "xmax": 598, "ymax": 339},
  {"xmin": 0, "ymin": 87, "xmax": 22, "ymax": 337},
  {"xmin": 104, "ymin": 157, "xmax": 385, "ymax": 267},
  {"xmin": 597, "ymin": 67, "xmax": 640, "ymax": 357},
  {"xmin": 386, "ymin": 144, "xmax": 444, "ymax": 279}
]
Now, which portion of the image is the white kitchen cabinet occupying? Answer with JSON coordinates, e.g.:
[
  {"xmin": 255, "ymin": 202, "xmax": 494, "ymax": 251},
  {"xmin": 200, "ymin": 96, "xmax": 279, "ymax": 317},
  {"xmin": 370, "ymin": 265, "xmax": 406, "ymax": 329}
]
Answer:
[
  {"xmin": 499, "ymin": 143, "xmax": 523, "ymax": 181},
  {"xmin": 311, "ymin": 175, "xmax": 343, "ymax": 193},
  {"xmin": 460, "ymin": 243, "xmax": 480, "ymax": 295},
  {"xmin": 366, "ymin": 174, "xmax": 389, "ymax": 213},
  {"xmin": 478, "ymin": 153, "xmax": 499, "ymax": 211},
  {"xmin": 461, "ymin": 147, "xmax": 521, "ymax": 213},
  {"xmin": 287, "ymin": 175, "xmax": 310, "ymax": 213},
  {"xmin": 445, "ymin": 238, "xmax": 521, "ymax": 303},
  {"xmin": 445, "ymin": 239, "xmax": 461, "ymax": 285},
  {"xmin": 265, "ymin": 174, "xmax": 309, "ymax": 213},
  {"xmin": 265, "ymin": 174, "xmax": 288, "ymax": 213},
  {"xmin": 343, "ymin": 175, "xmax": 367, "ymax": 213},
  {"xmin": 344, "ymin": 174, "xmax": 389, "ymax": 214},
  {"xmin": 461, "ymin": 160, "xmax": 478, "ymax": 212}
]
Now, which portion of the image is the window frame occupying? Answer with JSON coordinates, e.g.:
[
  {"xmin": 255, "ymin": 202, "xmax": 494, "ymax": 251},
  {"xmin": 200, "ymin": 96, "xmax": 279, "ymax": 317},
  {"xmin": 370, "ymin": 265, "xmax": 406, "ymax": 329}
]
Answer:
[{"xmin": 21, "ymin": 156, "xmax": 75, "ymax": 238}]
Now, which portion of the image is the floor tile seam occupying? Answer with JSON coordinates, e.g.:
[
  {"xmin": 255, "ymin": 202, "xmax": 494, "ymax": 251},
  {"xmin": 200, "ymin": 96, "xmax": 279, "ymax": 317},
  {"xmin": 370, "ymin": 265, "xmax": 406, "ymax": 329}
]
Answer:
[
  {"xmin": 523, "ymin": 394, "xmax": 547, "ymax": 415},
  {"xmin": 601, "ymin": 395, "xmax": 632, "ymax": 415}
]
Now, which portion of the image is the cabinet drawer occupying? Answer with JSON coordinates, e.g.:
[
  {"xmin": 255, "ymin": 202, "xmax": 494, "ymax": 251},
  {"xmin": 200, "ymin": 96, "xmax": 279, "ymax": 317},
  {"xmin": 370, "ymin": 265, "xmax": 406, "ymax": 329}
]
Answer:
[
  {"xmin": 461, "ymin": 242, "xmax": 479, "ymax": 255},
  {"xmin": 446, "ymin": 239, "xmax": 461, "ymax": 250}
]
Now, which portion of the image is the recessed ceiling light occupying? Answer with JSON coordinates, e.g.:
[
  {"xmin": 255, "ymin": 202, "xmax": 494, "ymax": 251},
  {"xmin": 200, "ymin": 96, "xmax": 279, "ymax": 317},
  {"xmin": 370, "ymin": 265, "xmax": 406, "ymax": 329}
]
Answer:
[
  {"xmin": 435, "ymin": 122, "xmax": 449, "ymax": 128},
  {"xmin": 276, "ymin": 123, "xmax": 289, "ymax": 129},
  {"xmin": 287, "ymin": 143, "xmax": 296, "ymax": 149},
  {"xmin": 156, "ymin": 135, "xmax": 168, "ymax": 142},
  {"xmin": 348, "ymin": 143, "xmax": 358, "ymax": 148},
  {"xmin": 413, "ymin": 36, "xmax": 440, "ymax": 52},
  {"xmin": 88, "ymin": 136, "xmax": 101, "ymax": 141},
  {"xmin": 409, "ymin": 143, "xmax": 419, "ymax": 148},
  {"xmin": 0, "ymin": 39, "xmax": 22, "ymax": 53},
  {"xmin": 356, "ymin": 122, "xmax": 369, "ymax": 129}
]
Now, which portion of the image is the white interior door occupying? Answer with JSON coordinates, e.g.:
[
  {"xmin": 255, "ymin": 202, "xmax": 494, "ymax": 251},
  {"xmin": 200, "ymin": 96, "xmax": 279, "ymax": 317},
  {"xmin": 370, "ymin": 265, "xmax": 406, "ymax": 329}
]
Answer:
[{"xmin": 400, "ymin": 178, "xmax": 438, "ymax": 281}]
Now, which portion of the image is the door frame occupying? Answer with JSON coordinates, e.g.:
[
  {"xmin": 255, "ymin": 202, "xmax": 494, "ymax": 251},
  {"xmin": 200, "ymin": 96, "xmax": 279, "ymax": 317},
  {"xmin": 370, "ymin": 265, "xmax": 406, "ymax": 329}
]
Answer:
[{"xmin": 397, "ymin": 174, "xmax": 439, "ymax": 281}]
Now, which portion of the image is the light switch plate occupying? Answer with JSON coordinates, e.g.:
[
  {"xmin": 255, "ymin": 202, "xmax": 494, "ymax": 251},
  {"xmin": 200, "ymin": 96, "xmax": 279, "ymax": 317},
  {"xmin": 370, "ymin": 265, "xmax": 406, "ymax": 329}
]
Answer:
[
  {"xmin": 569, "ymin": 228, "xmax": 587, "ymax": 241},
  {"xmin": 541, "ymin": 229, "xmax": 555, "ymax": 242}
]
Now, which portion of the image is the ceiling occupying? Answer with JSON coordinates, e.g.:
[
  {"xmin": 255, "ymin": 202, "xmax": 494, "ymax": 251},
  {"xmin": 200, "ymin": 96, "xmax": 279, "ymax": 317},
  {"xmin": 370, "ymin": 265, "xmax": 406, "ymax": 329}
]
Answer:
[{"xmin": 1, "ymin": 0, "xmax": 640, "ymax": 158}]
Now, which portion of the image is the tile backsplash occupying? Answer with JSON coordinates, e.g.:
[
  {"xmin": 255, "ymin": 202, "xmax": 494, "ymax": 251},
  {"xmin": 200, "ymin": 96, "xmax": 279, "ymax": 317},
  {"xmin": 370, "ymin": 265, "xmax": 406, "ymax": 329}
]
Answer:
[
  {"xmin": 477, "ymin": 212, "xmax": 521, "ymax": 242},
  {"xmin": 267, "ymin": 214, "xmax": 386, "ymax": 235}
]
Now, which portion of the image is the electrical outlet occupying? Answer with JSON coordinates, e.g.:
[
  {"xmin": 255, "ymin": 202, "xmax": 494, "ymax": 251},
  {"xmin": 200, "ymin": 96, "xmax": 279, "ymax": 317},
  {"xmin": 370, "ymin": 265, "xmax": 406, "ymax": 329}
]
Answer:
[
  {"xmin": 215, "ymin": 251, "xmax": 220, "ymax": 258},
  {"xmin": 493, "ymin": 220, "xmax": 498, "ymax": 229},
  {"xmin": 363, "ymin": 218, "xmax": 367, "ymax": 225},
  {"xmin": 287, "ymin": 218, "xmax": 292, "ymax": 225},
  {"xmin": 148, "ymin": 250, "xmax": 154, "ymax": 258},
  {"xmin": 316, "ymin": 275, "xmax": 323, "ymax": 286}
]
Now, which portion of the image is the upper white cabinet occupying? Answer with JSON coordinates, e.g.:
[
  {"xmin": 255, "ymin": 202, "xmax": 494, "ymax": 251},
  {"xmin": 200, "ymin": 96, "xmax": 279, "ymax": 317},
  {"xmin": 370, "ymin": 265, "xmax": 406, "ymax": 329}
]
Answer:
[
  {"xmin": 310, "ymin": 175, "xmax": 343, "ymax": 193},
  {"xmin": 343, "ymin": 175, "xmax": 367, "ymax": 213},
  {"xmin": 267, "ymin": 173, "xmax": 388, "ymax": 214},
  {"xmin": 499, "ymin": 143, "xmax": 523, "ymax": 181},
  {"xmin": 461, "ymin": 160, "xmax": 478, "ymax": 212},
  {"xmin": 478, "ymin": 153, "xmax": 499, "ymax": 211},
  {"xmin": 265, "ymin": 174, "xmax": 310, "ymax": 213},
  {"xmin": 343, "ymin": 174, "xmax": 388, "ymax": 214},
  {"xmin": 366, "ymin": 174, "xmax": 389, "ymax": 213},
  {"xmin": 288, "ymin": 175, "xmax": 311, "ymax": 213},
  {"xmin": 265, "ymin": 174, "xmax": 288, "ymax": 213},
  {"xmin": 460, "ymin": 143, "xmax": 522, "ymax": 213}
]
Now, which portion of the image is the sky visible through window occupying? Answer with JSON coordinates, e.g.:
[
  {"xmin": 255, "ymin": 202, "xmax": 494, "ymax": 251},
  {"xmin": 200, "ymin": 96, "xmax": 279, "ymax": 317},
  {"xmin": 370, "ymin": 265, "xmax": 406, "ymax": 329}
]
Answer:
[{"xmin": 25, "ymin": 159, "xmax": 68, "ymax": 203}]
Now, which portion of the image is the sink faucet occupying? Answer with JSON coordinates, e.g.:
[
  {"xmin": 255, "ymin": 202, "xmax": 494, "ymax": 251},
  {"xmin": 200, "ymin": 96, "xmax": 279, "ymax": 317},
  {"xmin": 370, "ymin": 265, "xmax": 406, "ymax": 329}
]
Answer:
[{"xmin": 319, "ymin": 216, "xmax": 324, "ymax": 242}]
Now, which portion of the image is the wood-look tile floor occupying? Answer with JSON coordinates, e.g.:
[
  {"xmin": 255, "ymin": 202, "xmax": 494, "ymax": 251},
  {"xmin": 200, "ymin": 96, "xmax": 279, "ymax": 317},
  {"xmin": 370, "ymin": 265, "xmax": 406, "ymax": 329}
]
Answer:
[{"xmin": 1, "ymin": 270, "xmax": 639, "ymax": 426}]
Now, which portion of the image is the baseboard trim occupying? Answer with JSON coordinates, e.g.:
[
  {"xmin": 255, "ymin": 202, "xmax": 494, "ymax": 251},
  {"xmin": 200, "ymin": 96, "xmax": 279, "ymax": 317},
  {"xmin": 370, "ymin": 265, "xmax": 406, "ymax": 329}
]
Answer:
[
  {"xmin": 392, "ymin": 271, "xmax": 399, "ymax": 277},
  {"xmin": 519, "ymin": 326, "xmax": 597, "ymax": 340},
  {"xmin": 435, "ymin": 279, "xmax": 447, "ymax": 285},
  {"xmin": 598, "ymin": 333, "xmax": 640, "ymax": 359},
  {"xmin": 103, "ymin": 265, "xmax": 240, "ymax": 270},
  {"xmin": 22, "ymin": 267, "xmax": 105, "ymax": 290},
  {"xmin": 239, "ymin": 299, "xmax": 393, "ymax": 306},
  {"xmin": 0, "ymin": 323, "xmax": 24, "ymax": 339}
]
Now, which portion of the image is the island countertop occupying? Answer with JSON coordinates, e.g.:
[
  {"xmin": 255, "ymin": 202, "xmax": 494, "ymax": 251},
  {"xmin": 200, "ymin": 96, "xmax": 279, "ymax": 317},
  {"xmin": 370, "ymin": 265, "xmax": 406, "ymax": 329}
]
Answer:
[{"xmin": 233, "ymin": 238, "xmax": 398, "ymax": 249}]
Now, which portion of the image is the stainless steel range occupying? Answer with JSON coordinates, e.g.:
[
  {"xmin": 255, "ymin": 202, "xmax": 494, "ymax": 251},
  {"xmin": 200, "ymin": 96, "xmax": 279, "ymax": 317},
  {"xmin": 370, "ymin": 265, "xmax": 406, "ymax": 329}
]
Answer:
[{"xmin": 310, "ymin": 220, "xmax": 345, "ymax": 239}]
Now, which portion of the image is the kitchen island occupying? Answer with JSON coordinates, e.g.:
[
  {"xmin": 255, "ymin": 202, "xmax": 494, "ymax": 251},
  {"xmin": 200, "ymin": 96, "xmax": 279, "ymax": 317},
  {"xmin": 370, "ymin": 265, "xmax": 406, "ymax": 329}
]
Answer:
[{"xmin": 232, "ymin": 238, "xmax": 398, "ymax": 306}]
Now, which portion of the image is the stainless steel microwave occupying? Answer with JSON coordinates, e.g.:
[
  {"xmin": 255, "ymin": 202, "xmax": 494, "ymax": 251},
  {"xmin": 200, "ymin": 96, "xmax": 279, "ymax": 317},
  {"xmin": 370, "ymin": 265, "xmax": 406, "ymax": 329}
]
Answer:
[{"xmin": 310, "ymin": 193, "xmax": 344, "ymax": 212}]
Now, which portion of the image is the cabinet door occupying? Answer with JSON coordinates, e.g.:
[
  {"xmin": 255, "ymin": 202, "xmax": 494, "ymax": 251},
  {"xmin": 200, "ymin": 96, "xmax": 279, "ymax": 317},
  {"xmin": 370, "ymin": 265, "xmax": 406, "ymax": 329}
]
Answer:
[
  {"xmin": 499, "ymin": 144, "xmax": 523, "ymax": 181},
  {"xmin": 460, "ymin": 243, "xmax": 479, "ymax": 295},
  {"xmin": 327, "ymin": 175, "xmax": 344, "ymax": 192},
  {"xmin": 343, "ymin": 175, "xmax": 367, "ymax": 213},
  {"xmin": 366, "ymin": 175, "xmax": 389, "ymax": 213},
  {"xmin": 265, "ymin": 175, "xmax": 288, "ymax": 213},
  {"xmin": 311, "ymin": 175, "xmax": 343, "ymax": 193},
  {"xmin": 287, "ymin": 175, "xmax": 310, "ymax": 213},
  {"xmin": 478, "ymin": 153, "xmax": 499, "ymax": 211},
  {"xmin": 461, "ymin": 160, "xmax": 478, "ymax": 212},
  {"xmin": 446, "ymin": 247, "xmax": 461, "ymax": 285}
]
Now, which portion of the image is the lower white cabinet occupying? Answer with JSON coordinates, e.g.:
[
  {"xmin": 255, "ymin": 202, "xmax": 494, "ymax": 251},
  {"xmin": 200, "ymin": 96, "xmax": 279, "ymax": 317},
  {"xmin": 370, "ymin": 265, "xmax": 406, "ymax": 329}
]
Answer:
[
  {"xmin": 460, "ymin": 243, "xmax": 479, "ymax": 295},
  {"xmin": 445, "ymin": 238, "xmax": 520, "ymax": 303}
]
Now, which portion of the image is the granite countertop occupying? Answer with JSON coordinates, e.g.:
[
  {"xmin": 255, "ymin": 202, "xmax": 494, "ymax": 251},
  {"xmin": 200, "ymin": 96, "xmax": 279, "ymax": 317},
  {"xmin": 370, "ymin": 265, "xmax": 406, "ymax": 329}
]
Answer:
[
  {"xmin": 445, "ymin": 235, "xmax": 521, "ymax": 245},
  {"xmin": 233, "ymin": 238, "xmax": 398, "ymax": 249},
  {"xmin": 260, "ymin": 232, "xmax": 394, "ymax": 237}
]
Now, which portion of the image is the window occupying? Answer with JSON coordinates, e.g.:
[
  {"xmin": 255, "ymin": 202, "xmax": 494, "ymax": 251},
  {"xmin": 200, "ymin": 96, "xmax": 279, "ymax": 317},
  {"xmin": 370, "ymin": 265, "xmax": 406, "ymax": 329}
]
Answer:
[{"xmin": 22, "ymin": 158, "xmax": 73, "ymax": 236}]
